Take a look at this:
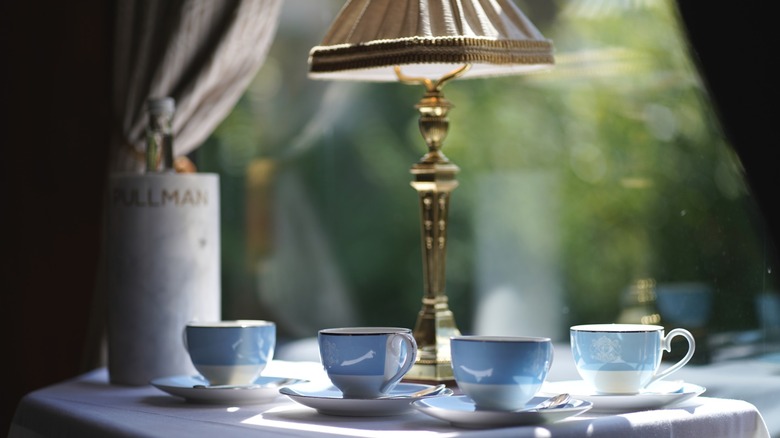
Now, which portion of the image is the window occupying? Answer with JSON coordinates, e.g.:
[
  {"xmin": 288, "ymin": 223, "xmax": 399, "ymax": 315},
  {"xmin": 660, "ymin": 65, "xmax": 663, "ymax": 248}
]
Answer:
[{"xmin": 197, "ymin": 0, "xmax": 779, "ymax": 364}]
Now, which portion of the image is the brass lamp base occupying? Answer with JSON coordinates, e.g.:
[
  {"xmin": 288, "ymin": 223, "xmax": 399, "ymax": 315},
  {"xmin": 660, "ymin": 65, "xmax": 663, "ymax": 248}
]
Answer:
[
  {"xmin": 405, "ymin": 296, "xmax": 460, "ymax": 382},
  {"xmin": 395, "ymin": 65, "xmax": 470, "ymax": 383}
]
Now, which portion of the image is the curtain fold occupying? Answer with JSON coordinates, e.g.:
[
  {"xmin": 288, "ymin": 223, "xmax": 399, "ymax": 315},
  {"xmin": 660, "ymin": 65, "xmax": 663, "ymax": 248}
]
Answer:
[
  {"xmin": 86, "ymin": 0, "xmax": 283, "ymax": 370},
  {"xmin": 673, "ymin": 2, "xmax": 778, "ymax": 251},
  {"xmin": 111, "ymin": 0, "xmax": 283, "ymax": 171}
]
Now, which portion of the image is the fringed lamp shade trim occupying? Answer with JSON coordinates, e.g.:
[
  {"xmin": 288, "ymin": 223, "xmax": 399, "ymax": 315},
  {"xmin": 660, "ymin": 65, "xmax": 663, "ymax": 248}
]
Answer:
[
  {"xmin": 310, "ymin": 36, "xmax": 554, "ymax": 73},
  {"xmin": 308, "ymin": 0, "xmax": 555, "ymax": 81}
]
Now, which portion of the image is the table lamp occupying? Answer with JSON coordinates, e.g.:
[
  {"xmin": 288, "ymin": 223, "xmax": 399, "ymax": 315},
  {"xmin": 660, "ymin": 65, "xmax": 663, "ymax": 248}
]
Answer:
[{"xmin": 308, "ymin": 0, "xmax": 554, "ymax": 382}]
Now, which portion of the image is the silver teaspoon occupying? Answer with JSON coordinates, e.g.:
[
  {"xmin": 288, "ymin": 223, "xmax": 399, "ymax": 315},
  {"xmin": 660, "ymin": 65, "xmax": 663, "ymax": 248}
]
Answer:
[
  {"xmin": 192, "ymin": 383, "xmax": 261, "ymax": 390},
  {"xmin": 193, "ymin": 377, "xmax": 299, "ymax": 390},
  {"xmin": 532, "ymin": 393, "xmax": 571, "ymax": 410},
  {"xmin": 378, "ymin": 383, "xmax": 447, "ymax": 399}
]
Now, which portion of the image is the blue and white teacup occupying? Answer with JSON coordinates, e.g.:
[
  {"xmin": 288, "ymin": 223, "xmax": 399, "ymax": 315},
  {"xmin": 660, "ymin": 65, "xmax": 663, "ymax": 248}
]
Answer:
[
  {"xmin": 570, "ymin": 324, "xmax": 695, "ymax": 394},
  {"xmin": 184, "ymin": 320, "xmax": 276, "ymax": 386},
  {"xmin": 451, "ymin": 336, "xmax": 554, "ymax": 411},
  {"xmin": 318, "ymin": 327, "xmax": 417, "ymax": 399}
]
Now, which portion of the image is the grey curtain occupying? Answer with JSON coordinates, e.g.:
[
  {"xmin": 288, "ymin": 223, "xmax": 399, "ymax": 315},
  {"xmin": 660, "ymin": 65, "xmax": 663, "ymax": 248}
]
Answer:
[
  {"xmin": 111, "ymin": 0, "xmax": 283, "ymax": 171},
  {"xmin": 86, "ymin": 0, "xmax": 283, "ymax": 369},
  {"xmin": 673, "ymin": 2, "xmax": 778, "ymax": 253}
]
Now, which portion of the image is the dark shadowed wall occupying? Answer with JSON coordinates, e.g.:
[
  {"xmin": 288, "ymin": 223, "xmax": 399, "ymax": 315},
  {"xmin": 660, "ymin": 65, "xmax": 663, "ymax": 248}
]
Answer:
[{"xmin": 1, "ymin": 1, "xmax": 112, "ymax": 432}]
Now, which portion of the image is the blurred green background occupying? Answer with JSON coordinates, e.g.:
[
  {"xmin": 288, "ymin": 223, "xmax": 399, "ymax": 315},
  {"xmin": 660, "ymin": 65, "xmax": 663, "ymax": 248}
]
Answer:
[{"xmin": 196, "ymin": 0, "xmax": 777, "ymax": 346}]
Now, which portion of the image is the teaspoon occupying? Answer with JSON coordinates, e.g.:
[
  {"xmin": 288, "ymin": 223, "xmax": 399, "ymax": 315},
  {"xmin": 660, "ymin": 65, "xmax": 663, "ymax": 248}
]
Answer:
[
  {"xmin": 377, "ymin": 383, "xmax": 447, "ymax": 399},
  {"xmin": 193, "ymin": 377, "xmax": 300, "ymax": 390},
  {"xmin": 531, "ymin": 393, "xmax": 571, "ymax": 410}
]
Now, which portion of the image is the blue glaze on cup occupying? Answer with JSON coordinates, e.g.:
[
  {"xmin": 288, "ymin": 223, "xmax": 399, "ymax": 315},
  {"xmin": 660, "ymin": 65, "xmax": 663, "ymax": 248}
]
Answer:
[
  {"xmin": 184, "ymin": 320, "xmax": 276, "ymax": 386},
  {"xmin": 451, "ymin": 336, "xmax": 553, "ymax": 411},
  {"xmin": 570, "ymin": 324, "xmax": 695, "ymax": 394},
  {"xmin": 318, "ymin": 327, "xmax": 417, "ymax": 399}
]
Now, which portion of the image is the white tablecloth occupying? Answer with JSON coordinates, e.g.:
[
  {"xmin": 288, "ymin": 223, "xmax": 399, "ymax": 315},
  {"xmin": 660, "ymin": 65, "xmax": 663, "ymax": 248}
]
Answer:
[
  {"xmin": 279, "ymin": 338, "xmax": 780, "ymax": 437},
  {"xmin": 10, "ymin": 361, "xmax": 771, "ymax": 438}
]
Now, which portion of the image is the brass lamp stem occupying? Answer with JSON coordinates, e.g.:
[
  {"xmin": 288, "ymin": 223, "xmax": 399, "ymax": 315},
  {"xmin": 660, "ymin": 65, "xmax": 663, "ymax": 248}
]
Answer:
[{"xmin": 396, "ymin": 65, "xmax": 470, "ymax": 382}]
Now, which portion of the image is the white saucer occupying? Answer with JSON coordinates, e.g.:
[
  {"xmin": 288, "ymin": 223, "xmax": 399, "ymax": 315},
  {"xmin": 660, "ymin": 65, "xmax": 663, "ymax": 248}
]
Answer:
[
  {"xmin": 279, "ymin": 382, "xmax": 454, "ymax": 416},
  {"xmin": 151, "ymin": 375, "xmax": 306, "ymax": 404},
  {"xmin": 540, "ymin": 380, "xmax": 706, "ymax": 413},
  {"xmin": 412, "ymin": 395, "xmax": 592, "ymax": 429}
]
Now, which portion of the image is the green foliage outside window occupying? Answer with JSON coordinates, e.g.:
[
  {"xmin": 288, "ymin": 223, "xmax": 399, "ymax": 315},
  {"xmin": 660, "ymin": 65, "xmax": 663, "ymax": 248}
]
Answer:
[{"xmin": 197, "ymin": 0, "xmax": 776, "ymax": 341}]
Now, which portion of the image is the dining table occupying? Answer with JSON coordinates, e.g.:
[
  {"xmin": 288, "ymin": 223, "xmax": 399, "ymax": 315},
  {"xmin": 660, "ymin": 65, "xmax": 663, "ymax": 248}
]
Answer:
[{"xmin": 9, "ymin": 342, "xmax": 774, "ymax": 438}]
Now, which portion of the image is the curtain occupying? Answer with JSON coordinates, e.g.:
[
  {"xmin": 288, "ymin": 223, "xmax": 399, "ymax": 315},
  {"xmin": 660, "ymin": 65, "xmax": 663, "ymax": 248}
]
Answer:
[
  {"xmin": 85, "ymin": 0, "xmax": 283, "ymax": 369},
  {"xmin": 673, "ymin": 2, "xmax": 778, "ymax": 252},
  {"xmin": 111, "ymin": 0, "xmax": 283, "ymax": 171}
]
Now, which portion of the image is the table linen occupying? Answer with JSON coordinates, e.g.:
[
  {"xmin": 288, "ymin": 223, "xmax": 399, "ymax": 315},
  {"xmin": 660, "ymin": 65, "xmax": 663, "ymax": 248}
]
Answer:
[{"xmin": 9, "ymin": 361, "xmax": 771, "ymax": 438}]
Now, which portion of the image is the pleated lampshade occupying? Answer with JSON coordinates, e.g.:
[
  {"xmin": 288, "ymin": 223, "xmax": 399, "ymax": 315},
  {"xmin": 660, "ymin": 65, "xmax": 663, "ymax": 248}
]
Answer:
[{"xmin": 309, "ymin": 0, "xmax": 555, "ymax": 81}]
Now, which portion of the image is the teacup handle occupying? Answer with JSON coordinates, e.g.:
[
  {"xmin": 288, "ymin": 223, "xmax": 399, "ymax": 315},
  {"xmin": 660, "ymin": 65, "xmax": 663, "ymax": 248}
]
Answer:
[
  {"xmin": 648, "ymin": 328, "xmax": 696, "ymax": 386},
  {"xmin": 182, "ymin": 325, "xmax": 190, "ymax": 351},
  {"xmin": 182, "ymin": 320, "xmax": 199, "ymax": 351},
  {"xmin": 379, "ymin": 332, "xmax": 418, "ymax": 394}
]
